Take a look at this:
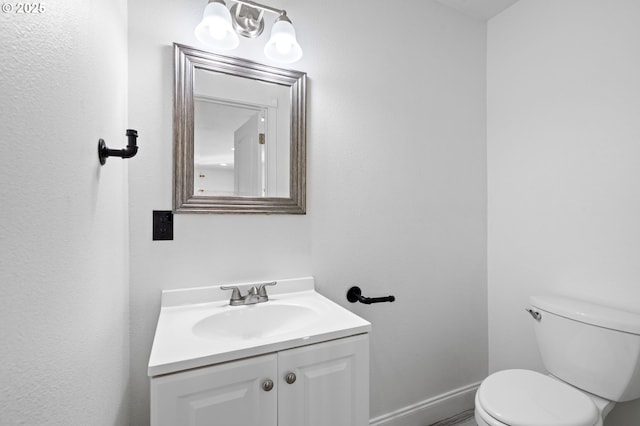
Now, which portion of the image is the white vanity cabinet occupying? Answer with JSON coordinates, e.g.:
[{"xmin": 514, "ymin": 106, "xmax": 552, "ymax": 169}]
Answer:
[
  {"xmin": 150, "ymin": 334, "xmax": 369, "ymax": 426},
  {"xmin": 148, "ymin": 277, "xmax": 372, "ymax": 426}
]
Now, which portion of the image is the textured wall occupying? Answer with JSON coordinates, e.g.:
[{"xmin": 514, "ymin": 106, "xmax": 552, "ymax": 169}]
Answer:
[
  {"xmin": 128, "ymin": 0, "xmax": 487, "ymax": 424},
  {"xmin": 487, "ymin": 0, "xmax": 640, "ymax": 423},
  {"xmin": 0, "ymin": 0, "xmax": 130, "ymax": 425}
]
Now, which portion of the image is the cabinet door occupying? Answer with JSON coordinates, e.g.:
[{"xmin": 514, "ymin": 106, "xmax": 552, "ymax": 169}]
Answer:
[
  {"xmin": 277, "ymin": 334, "xmax": 370, "ymax": 426},
  {"xmin": 150, "ymin": 354, "xmax": 277, "ymax": 426}
]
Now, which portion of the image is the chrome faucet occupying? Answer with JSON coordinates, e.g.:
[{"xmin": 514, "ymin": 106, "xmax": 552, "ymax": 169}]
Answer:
[{"xmin": 221, "ymin": 281, "xmax": 277, "ymax": 306}]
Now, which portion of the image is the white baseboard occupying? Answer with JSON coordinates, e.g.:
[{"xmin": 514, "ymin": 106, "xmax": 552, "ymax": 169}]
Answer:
[{"xmin": 369, "ymin": 381, "xmax": 481, "ymax": 426}]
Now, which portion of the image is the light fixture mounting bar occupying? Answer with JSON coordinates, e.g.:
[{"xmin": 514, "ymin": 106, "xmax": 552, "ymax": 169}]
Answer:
[{"xmin": 232, "ymin": 0, "xmax": 283, "ymax": 16}]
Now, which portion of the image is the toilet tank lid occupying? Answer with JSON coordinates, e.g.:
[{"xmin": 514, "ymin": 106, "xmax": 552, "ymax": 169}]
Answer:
[{"xmin": 530, "ymin": 295, "xmax": 640, "ymax": 335}]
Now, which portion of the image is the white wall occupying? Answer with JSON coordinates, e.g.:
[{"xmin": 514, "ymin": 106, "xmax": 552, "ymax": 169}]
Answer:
[
  {"xmin": 0, "ymin": 0, "xmax": 130, "ymax": 424},
  {"xmin": 128, "ymin": 0, "xmax": 487, "ymax": 424},
  {"xmin": 128, "ymin": 1, "xmax": 312, "ymax": 423},
  {"xmin": 487, "ymin": 0, "xmax": 640, "ymax": 423},
  {"xmin": 307, "ymin": 1, "xmax": 488, "ymax": 422}
]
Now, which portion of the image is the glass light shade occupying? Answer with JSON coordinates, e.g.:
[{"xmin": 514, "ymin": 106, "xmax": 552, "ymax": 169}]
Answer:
[
  {"xmin": 264, "ymin": 18, "xmax": 302, "ymax": 63},
  {"xmin": 195, "ymin": 1, "xmax": 239, "ymax": 50}
]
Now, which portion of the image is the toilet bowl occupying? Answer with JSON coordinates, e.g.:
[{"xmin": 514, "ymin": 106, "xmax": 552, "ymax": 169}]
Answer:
[
  {"xmin": 474, "ymin": 295, "xmax": 640, "ymax": 426},
  {"xmin": 474, "ymin": 369, "xmax": 614, "ymax": 426}
]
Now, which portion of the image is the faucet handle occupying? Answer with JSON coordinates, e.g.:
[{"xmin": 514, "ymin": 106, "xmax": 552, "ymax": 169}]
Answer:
[
  {"xmin": 220, "ymin": 286, "xmax": 242, "ymax": 303},
  {"xmin": 257, "ymin": 281, "xmax": 277, "ymax": 298}
]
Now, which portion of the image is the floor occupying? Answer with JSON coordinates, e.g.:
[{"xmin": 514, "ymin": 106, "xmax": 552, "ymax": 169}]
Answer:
[{"xmin": 429, "ymin": 409, "xmax": 477, "ymax": 426}]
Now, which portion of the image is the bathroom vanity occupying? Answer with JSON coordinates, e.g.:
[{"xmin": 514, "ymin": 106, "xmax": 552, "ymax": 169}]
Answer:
[{"xmin": 148, "ymin": 277, "xmax": 371, "ymax": 426}]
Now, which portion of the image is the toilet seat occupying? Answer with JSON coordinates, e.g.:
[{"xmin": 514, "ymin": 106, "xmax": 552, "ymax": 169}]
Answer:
[
  {"xmin": 477, "ymin": 369, "xmax": 599, "ymax": 426},
  {"xmin": 475, "ymin": 391, "xmax": 509, "ymax": 426}
]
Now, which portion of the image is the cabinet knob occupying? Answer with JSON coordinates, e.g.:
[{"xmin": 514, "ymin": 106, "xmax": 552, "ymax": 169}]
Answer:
[
  {"xmin": 285, "ymin": 372, "xmax": 296, "ymax": 384},
  {"xmin": 262, "ymin": 379, "xmax": 274, "ymax": 391}
]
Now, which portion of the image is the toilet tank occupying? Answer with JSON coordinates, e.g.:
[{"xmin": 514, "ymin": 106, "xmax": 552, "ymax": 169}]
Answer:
[{"xmin": 530, "ymin": 295, "xmax": 640, "ymax": 402}]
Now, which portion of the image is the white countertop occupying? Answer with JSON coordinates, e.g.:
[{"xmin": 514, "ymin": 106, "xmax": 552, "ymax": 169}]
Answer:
[{"xmin": 148, "ymin": 277, "xmax": 371, "ymax": 377}]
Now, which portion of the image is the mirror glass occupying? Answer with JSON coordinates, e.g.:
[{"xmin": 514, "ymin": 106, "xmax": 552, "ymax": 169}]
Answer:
[
  {"xmin": 193, "ymin": 70, "xmax": 290, "ymax": 198},
  {"xmin": 174, "ymin": 43, "xmax": 306, "ymax": 214}
]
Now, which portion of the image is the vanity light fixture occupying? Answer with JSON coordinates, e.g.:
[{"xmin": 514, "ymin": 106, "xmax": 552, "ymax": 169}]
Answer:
[{"xmin": 195, "ymin": 0, "xmax": 303, "ymax": 63}]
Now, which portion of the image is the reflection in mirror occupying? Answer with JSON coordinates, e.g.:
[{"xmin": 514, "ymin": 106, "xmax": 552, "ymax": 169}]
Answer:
[
  {"xmin": 193, "ymin": 98, "xmax": 266, "ymax": 197},
  {"xmin": 174, "ymin": 43, "xmax": 306, "ymax": 214},
  {"xmin": 193, "ymin": 69, "xmax": 290, "ymax": 198}
]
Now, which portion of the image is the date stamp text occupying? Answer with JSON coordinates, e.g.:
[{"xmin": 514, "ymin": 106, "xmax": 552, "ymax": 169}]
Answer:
[{"xmin": 1, "ymin": 3, "xmax": 45, "ymax": 13}]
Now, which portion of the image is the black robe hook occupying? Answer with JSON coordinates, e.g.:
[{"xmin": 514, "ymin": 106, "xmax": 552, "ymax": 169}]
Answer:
[{"xmin": 98, "ymin": 129, "xmax": 139, "ymax": 165}]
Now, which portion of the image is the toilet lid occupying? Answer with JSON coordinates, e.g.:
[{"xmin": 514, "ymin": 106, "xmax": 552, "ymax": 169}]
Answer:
[{"xmin": 478, "ymin": 369, "xmax": 599, "ymax": 426}]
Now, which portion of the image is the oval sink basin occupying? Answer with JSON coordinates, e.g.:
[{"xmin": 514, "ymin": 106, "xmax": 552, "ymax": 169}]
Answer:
[{"xmin": 193, "ymin": 303, "xmax": 320, "ymax": 340}]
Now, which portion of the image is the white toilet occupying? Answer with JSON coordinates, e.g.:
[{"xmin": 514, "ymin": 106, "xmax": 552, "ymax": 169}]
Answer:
[{"xmin": 475, "ymin": 295, "xmax": 640, "ymax": 426}]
